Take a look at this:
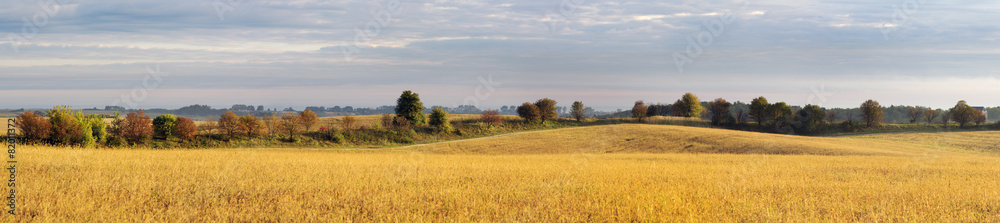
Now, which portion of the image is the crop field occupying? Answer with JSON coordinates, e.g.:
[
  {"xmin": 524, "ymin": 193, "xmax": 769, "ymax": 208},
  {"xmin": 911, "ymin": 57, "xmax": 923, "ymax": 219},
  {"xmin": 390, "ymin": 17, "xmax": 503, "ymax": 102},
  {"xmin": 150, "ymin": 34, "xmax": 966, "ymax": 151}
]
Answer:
[{"xmin": 9, "ymin": 124, "xmax": 1000, "ymax": 222}]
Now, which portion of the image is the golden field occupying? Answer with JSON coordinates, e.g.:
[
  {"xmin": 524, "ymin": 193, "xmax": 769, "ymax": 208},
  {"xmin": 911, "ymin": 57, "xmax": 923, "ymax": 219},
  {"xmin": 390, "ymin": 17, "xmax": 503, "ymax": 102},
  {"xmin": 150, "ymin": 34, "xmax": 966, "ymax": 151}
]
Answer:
[{"xmin": 7, "ymin": 124, "xmax": 1000, "ymax": 222}]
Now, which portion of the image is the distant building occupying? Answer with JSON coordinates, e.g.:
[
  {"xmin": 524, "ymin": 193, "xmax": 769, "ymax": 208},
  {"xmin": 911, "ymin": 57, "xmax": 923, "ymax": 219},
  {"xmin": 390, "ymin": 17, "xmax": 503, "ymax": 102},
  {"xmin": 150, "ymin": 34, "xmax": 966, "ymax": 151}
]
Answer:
[{"xmin": 972, "ymin": 106, "xmax": 988, "ymax": 120}]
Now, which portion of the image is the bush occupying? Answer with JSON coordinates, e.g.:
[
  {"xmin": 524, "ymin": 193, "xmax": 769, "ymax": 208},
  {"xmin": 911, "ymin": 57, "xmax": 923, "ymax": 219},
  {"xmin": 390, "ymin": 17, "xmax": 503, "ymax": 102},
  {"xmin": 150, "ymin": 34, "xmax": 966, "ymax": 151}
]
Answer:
[
  {"xmin": 480, "ymin": 110, "xmax": 502, "ymax": 126},
  {"xmin": 341, "ymin": 115, "xmax": 358, "ymax": 130},
  {"xmin": 517, "ymin": 102, "xmax": 541, "ymax": 124},
  {"xmin": 153, "ymin": 114, "xmax": 178, "ymax": 139},
  {"xmin": 47, "ymin": 106, "xmax": 82, "ymax": 146},
  {"xmin": 317, "ymin": 126, "xmax": 344, "ymax": 143},
  {"xmin": 429, "ymin": 107, "xmax": 452, "ymax": 133},
  {"xmin": 16, "ymin": 111, "xmax": 51, "ymax": 144},
  {"xmin": 392, "ymin": 116, "xmax": 411, "ymax": 130},
  {"xmin": 175, "ymin": 117, "xmax": 197, "ymax": 141}
]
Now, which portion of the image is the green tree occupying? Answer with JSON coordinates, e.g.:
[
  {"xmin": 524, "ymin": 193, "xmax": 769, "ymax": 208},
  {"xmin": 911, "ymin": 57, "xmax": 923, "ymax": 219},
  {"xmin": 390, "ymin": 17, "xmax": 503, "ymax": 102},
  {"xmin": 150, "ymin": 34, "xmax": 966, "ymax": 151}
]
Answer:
[
  {"xmin": 795, "ymin": 104, "xmax": 825, "ymax": 133},
  {"xmin": 749, "ymin": 96, "xmax": 770, "ymax": 127},
  {"xmin": 152, "ymin": 114, "xmax": 178, "ymax": 139},
  {"xmin": 429, "ymin": 107, "xmax": 453, "ymax": 133},
  {"xmin": 74, "ymin": 111, "xmax": 95, "ymax": 148},
  {"xmin": 770, "ymin": 102, "xmax": 792, "ymax": 129},
  {"xmin": 949, "ymin": 100, "xmax": 975, "ymax": 128},
  {"xmin": 860, "ymin": 99, "xmax": 884, "ymax": 128},
  {"xmin": 534, "ymin": 98, "xmax": 558, "ymax": 123},
  {"xmin": 632, "ymin": 100, "xmax": 648, "ymax": 122},
  {"xmin": 570, "ymin": 101, "xmax": 586, "ymax": 122},
  {"xmin": 47, "ymin": 106, "xmax": 81, "ymax": 146},
  {"xmin": 516, "ymin": 102, "xmax": 541, "ymax": 123},
  {"xmin": 395, "ymin": 90, "xmax": 426, "ymax": 126},
  {"xmin": 675, "ymin": 93, "xmax": 704, "ymax": 118},
  {"xmin": 707, "ymin": 98, "xmax": 732, "ymax": 126}
]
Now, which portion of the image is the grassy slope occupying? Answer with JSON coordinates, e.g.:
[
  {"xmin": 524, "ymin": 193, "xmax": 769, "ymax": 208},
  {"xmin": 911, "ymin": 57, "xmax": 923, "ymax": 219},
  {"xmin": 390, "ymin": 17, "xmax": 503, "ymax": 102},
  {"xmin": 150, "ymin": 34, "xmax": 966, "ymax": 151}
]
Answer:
[{"xmin": 408, "ymin": 124, "xmax": 930, "ymax": 156}]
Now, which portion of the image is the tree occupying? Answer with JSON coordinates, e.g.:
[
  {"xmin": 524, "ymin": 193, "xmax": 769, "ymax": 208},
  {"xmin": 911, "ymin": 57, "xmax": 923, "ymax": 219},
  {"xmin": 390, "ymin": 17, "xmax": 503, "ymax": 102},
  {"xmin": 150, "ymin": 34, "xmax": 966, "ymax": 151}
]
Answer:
[
  {"xmin": 749, "ymin": 96, "xmax": 770, "ymax": 127},
  {"xmin": 516, "ymin": 102, "xmax": 541, "ymax": 123},
  {"xmin": 770, "ymin": 102, "xmax": 792, "ymax": 129},
  {"xmin": 906, "ymin": 106, "xmax": 924, "ymax": 123},
  {"xmin": 707, "ymin": 98, "xmax": 732, "ymax": 126},
  {"xmin": 238, "ymin": 115, "xmax": 264, "ymax": 138},
  {"xmin": 860, "ymin": 99, "xmax": 884, "ymax": 128},
  {"xmin": 942, "ymin": 109, "xmax": 952, "ymax": 126},
  {"xmin": 121, "ymin": 110, "xmax": 153, "ymax": 145},
  {"xmin": 262, "ymin": 114, "xmax": 279, "ymax": 135},
  {"xmin": 74, "ymin": 111, "xmax": 95, "ymax": 148},
  {"xmin": 973, "ymin": 109, "xmax": 987, "ymax": 126},
  {"xmin": 395, "ymin": 90, "xmax": 426, "ymax": 126},
  {"xmin": 481, "ymin": 110, "xmax": 502, "ymax": 126},
  {"xmin": 152, "ymin": 114, "xmax": 178, "ymax": 139},
  {"xmin": 949, "ymin": 100, "xmax": 975, "ymax": 128},
  {"xmin": 825, "ymin": 110, "xmax": 838, "ymax": 123},
  {"xmin": 16, "ymin": 111, "xmax": 51, "ymax": 144},
  {"xmin": 299, "ymin": 109, "xmax": 319, "ymax": 131},
  {"xmin": 795, "ymin": 104, "xmax": 825, "ymax": 133},
  {"xmin": 570, "ymin": 101, "xmax": 586, "ymax": 122},
  {"xmin": 175, "ymin": 117, "xmax": 197, "ymax": 141},
  {"xmin": 47, "ymin": 106, "xmax": 81, "ymax": 146},
  {"xmin": 202, "ymin": 117, "xmax": 218, "ymax": 134},
  {"xmin": 676, "ymin": 93, "xmax": 704, "ymax": 118},
  {"xmin": 280, "ymin": 113, "xmax": 301, "ymax": 139},
  {"xmin": 84, "ymin": 114, "xmax": 108, "ymax": 146},
  {"xmin": 632, "ymin": 100, "xmax": 648, "ymax": 122},
  {"xmin": 534, "ymin": 98, "xmax": 558, "ymax": 123},
  {"xmin": 218, "ymin": 111, "xmax": 240, "ymax": 139},
  {"xmin": 429, "ymin": 107, "xmax": 453, "ymax": 133},
  {"xmin": 922, "ymin": 109, "xmax": 938, "ymax": 124},
  {"xmin": 734, "ymin": 110, "xmax": 748, "ymax": 124},
  {"xmin": 381, "ymin": 114, "xmax": 395, "ymax": 129}
]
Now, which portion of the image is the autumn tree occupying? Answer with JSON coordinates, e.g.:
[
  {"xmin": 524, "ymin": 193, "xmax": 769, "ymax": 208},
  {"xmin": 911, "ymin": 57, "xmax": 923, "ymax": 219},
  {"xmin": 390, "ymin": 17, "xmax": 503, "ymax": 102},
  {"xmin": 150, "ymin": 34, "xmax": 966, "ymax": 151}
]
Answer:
[
  {"xmin": 949, "ymin": 100, "xmax": 975, "ymax": 128},
  {"xmin": 570, "ymin": 101, "xmax": 586, "ymax": 122},
  {"xmin": 922, "ymin": 109, "xmax": 938, "ymax": 124},
  {"xmin": 175, "ymin": 117, "xmax": 197, "ymax": 141},
  {"xmin": 860, "ymin": 99, "xmax": 884, "ymax": 128},
  {"xmin": 429, "ymin": 107, "xmax": 453, "ymax": 133},
  {"xmin": 280, "ymin": 113, "xmax": 301, "ymax": 139},
  {"xmin": 218, "ymin": 111, "xmax": 239, "ymax": 139},
  {"xmin": 749, "ymin": 96, "xmax": 770, "ymax": 127},
  {"xmin": 675, "ymin": 93, "xmax": 704, "ymax": 118},
  {"xmin": 121, "ymin": 110, "xmax": 153, "ymax": 145},
  {"xmin": 481, "ymin": 110, "xmax": 502, "ymax": 126},
  {"xmin": 299, "ymin": 109, "xmax": 319, "ymax": 131},
  {"xmin": 238, "ymin": 114, "xmax": 264, "ymax": 138},
  {"xmin": 707, "ymin": 98, "xmax": 732, "ymax": 126},
  {"xmin": 395, "ymin": 90, "xmax": 426, "ymax": 126},
  {"xmin": 202, "ymin": 117, "xmax": 217, "ymax": 134},
  {"xmin": 16, "ymin": 111, "xmax": 51, "ymax": 144},
  {"xmin": 152, "ymin": 114, "xmax": 178, "ymax": 139},
  {"xmin": 517, "ymin": 102, "xmax": 541, "ymax": 123},
  {"xmin": 632, "ymin": 100, "xmax": 648, "ymax": 122},
  {"xmin": 973, "ymin": 109, "xmax": 986, "ymax": 126},
  {"xmin": 262, "ymin": 114, "xmax": 279, "ymax": 135},
  {"xmin": 534, "ymin": 98, "xmax": 558, "ymax": 123}
]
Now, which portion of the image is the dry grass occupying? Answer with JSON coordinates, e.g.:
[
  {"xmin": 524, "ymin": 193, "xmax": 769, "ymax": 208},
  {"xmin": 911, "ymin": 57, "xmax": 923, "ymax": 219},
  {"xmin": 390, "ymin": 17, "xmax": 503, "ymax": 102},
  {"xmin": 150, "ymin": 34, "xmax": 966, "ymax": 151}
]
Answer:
[{"xmin": 8, "ymin": 124, "xmax": 1000, "ymax": 222}]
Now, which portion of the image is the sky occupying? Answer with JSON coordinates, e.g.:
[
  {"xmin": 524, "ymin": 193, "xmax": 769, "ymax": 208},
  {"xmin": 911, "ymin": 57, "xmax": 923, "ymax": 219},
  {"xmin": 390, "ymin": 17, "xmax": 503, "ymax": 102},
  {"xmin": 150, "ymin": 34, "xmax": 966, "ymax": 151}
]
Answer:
[{"xmin": 1, "ymin": 0, "xmax": 997, "ymax": 111}]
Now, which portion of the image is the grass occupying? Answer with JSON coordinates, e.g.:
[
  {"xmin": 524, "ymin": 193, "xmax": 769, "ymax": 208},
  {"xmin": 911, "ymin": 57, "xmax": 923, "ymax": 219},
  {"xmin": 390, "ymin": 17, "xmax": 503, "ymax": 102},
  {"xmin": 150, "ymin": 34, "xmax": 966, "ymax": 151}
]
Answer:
[{"xmin": 9, "ymin": 125, "xmax": 1000, "ymax": 222}]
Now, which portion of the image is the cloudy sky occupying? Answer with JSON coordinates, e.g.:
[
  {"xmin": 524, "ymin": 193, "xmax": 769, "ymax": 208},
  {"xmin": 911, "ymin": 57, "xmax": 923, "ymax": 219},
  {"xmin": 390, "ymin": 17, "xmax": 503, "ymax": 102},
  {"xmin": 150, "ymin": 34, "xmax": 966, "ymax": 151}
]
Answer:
[{"xmin": 1, "ymin": 0, "xmax": 997, "ymax": 111}]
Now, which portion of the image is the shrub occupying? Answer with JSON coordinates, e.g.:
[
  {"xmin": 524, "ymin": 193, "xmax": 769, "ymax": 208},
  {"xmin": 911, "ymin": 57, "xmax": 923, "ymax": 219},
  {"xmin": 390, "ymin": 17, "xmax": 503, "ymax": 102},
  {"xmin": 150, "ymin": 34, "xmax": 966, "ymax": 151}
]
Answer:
[
  {"xmin": 517, "ymin": 102, "xmax": 541, "ymax": 124},
  {"xmin": 175, "ymin": 117, "xmax": 197, "ymax": 141},
  {"xmin": 429, "ymin": 107, "xmax": 452, "ymax": 133},
  {"xmin": 481, "ymin": 110, "xmax": 502, "ymax": 126},
  {"xmin": 16, "ymin": 111, "xmax": 51, "ymax": 144},
  {"xmin": 393, "ymin": 116, "xmax": 411, "ymax": 130},
  {"xmin": 317, "ymin": 126, "xmax": 344, "ymax": 143},
  {"xmin": 152, "ymin": 114, "xmax": 178, "ymax": 139},
  {"xmin": 47, "ymin": 106, "xmax": 81, "ymax": 146},
  {"xmin": 341, "ymin": 115, "xmax": 358, "ymax": 131}
]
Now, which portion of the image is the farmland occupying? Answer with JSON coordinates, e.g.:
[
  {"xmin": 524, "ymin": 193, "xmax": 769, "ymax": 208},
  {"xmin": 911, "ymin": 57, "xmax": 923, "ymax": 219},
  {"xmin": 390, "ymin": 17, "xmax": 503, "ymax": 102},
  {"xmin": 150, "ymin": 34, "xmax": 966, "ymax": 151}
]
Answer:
[{"xmin": 10, "ymin": 124, "xmax": 1000, "ymax": 222}]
